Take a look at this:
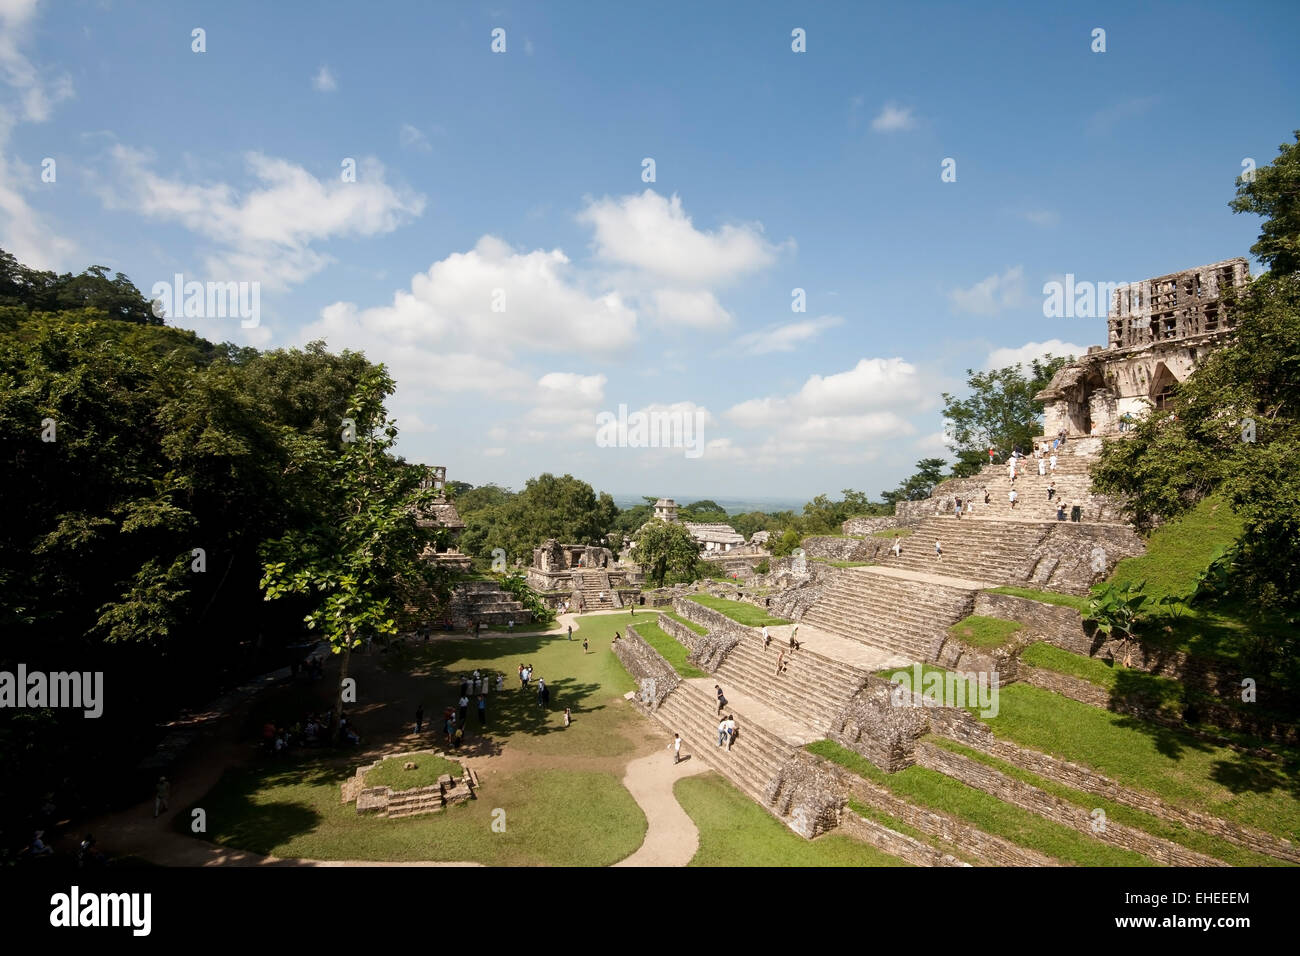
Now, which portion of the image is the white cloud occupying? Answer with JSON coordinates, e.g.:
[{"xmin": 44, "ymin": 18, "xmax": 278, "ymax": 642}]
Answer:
[
  {"xmin": 303, "ymin": 235, "xmax": 639, "ymax": 396},
  {"xmin": 733, "ymin": 315, "xmax": 842, "ymax": 355},
  {"xmin": 650, "ymin": 288, "xmax": 732, "ymax": 329},
  {"xmin": 312, "ymin": 66, "xmax": 337, "ymax": 92},
  {"xmin": 98, "ymin": 147, "xmax": 425, "ymax": 290},
  {"xmin": 0, "ymin": 0, "xmax": 76, "ymax": 268},
  {"xmin": 871, "ymin": 103, "xmax": 916, "ymax": 132},
  {"xmin": 399, "ymin": 123, "xmax": 431, "ymax": 152},
  {"xmin": 949, "ymin": 265, "xmax": 1027, "ymax": 315},
  {"xmin": 1021, "ymin": 208, "xmax": 1059, "ymax": 227},
  {"xmin": 985, "ymin": 339, "xmax": 1085, "ymax": 370},
  {"xmin": 725, "ymin": 357, "xmax": 925, "ymax": 445},
  {"xmin": 577, "ymin": 189, "xmax": 785, "ymax": 285}
]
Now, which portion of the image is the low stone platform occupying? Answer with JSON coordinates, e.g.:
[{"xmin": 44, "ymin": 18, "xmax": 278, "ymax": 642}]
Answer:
[{"xmin": 341, "ymin": 750, "xmax": 480, "ymax": 819}]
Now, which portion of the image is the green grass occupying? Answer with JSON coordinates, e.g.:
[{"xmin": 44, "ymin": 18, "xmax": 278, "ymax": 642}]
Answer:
[
  {"xmin": 684, "ymin": 595, "xmax": 791, "ymax": 627},
  {"xmin": 984, "ymin": 586, "xmax": 1090, "ymax": 612},
  {"xmin": 192, "ymin": 759, "xmax": 646, "ymax": 865},
  {"xmin": 927, "ymin": 738, "xmax": 1292, "ymax": 867},
  {"xmin": 1109, "ymin": 495, "xmax": 1242, "ymax": 602},
  {"xmin": 1019, "ymin": 642, "xmax": 1182, "ymax": 713},
  {"xmin": 872, "ymin": 527, "xmax": 914, "ymax": 538},
  {"xmin": 674, "ymin": 772, "xmax": 910, "ymax": 866},
  {"xmin": 828, "ymin": 560, "xmax": 875, "ymax": 568},
  {"xmin": 364, "ymin": 754, "xmax": 464, "ymax": 790},
  {"xmin": 846, "ymin": 799, "xmax": 982, "ymax": 865},
  {"xmin": 975, "ymin": 683, "xmax": 1300, "ymax": 841},
  {"xmin": 949, "ymin": 615, "xmax": 1024, "ymax": 649},
  {"xmin": 633, "ymin": 618, "xmax": 708, "ymax": 679},
  {"xmin": 662, "ymin": 611, "xmax": 708, "ymax": 636},
  {"xmin": 807, "ymin": 740, "xmax": 1152, "ymax": 866}
]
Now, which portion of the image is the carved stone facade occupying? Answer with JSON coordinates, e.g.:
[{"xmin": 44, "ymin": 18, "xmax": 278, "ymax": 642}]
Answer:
[
  {"xmin": 1036, "ymin": 258, "xmax": 1250, "ymax": 437},
  {"xmin": 414, "ymin": 464, "xmax": 471, "ymax": 571}
]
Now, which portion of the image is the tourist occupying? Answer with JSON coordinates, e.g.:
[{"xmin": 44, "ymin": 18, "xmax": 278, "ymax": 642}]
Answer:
[
  {"xmin": 983, "ymin": 487, "xmax": 990, "ymax": 505},
  {"xmin": 892, "ymin": 536, "xmax": 902, "ymax": 558},
  {"xmin": 1071, "ymin": 501, "xmax": 1083, "ymax": 523},
  {"xmin": 567, "ymin": 624, "xmax": 572, "ymax": 641},
  {"xmin": 415, "ymin": 703, "xmax": 424, "ymax": 734},
  {"xmin": 458, "ymin": 693, "xmax": 469, "ymax": 725},
  {"xmin": 1047, "ymin": 481, "xmax": 1056, "ymax": 501},
  {"xmin": 444, "ymin": 716, "xmax": 455, "ymax": 748},
  {"xmin": 452, "ymin": 724, "xmax": 464, "ymax": 750},
  {"xmin": 967, "ymin": 498, "xmax": 974, "ymax": 514},
  {"xmin": 563, "ymin": 707, "xmax": 571, "ymax": 727},
  {"xmin": 583, "ymin": 636, "xmax": 589, "ymax": 654},
  {"xmin": 935, "ymin": 540, "xmax": 942, "ymax": 557},
  {"xmin": 477, "ymin": 694, "xmax": 486, "ymax": 725},
  {"xmin": 1058, "ymin": 428, "xmax": 1067, "ymax": 446},
  {"xmin": 724, "ymin": 715, "xmax": 738, "ymax": 751},
  {"xmin": 987, "ymin": 446, "xmax": 995, "ymax": 465},
  {"xmin": 1008, "ymin": 458, "xmax": 1017, "ymax": 482},
  {"xmin": 762, "ymin": 625, "xmax": 771, "ymax": 649},
  {"xmin": 716, "ymin": 685, "xmax": 728, "ymax": 715},
  {"xmin": 537, "ymin": 678, "xmax": 548, "ymax": 708},
  {"xmin": 669, "ymin": 732, "xmax": 683, "ymax": 764},
  {"xmin": 154, "ymin": 777, "xmax": 170, "ymax": 818},
  {"xmin": 508, "ymin": 619, "xmax": 515, "ymax": 632},
  {"xmin": 1049, "ymin": 453, "xmax": 1058, "ymax": 474},
  {"xmin": 1038, "ymin": 455, "xmax": 1046, "ymax": 477},
  {"xmin": 790, "ymin": 625, "xmax": 800, "ymax": 651},
  {"xmin": 716, "ymin": 718, "xmax": 729, "ymax": 747},
  {"xmin": 775, "ymin": 651, "xmax": 787, "ymax": 676},
  {"xmin": 496, "ymin": 673, "xmax": 504, "ymax": 692},
  {"xmin": 1009, "ymin": 489, "xmax": 1018, "ymax": 509},
  {"xmin": 954, "ymin": 496, "xmax": 962, "ymax": 519},
  {"xmin": 518, "ymin": 663, "xmax": 526, "ymax": 689}
]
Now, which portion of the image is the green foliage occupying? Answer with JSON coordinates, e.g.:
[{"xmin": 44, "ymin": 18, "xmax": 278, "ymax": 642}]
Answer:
[
  {"xmin": 0, "ymin": 250, "xmax": 159, "ymax": 325},
  {"xmin": 880, "ymin": 458, "xmax": 948, "ymax": 509},
  {"xmin": 630, "ymin": 519, "xmax": 701, "ymax": 587},
  {"xmin": 495, "ymin": 569, "xmax": 555, "ymax": 625},
  {"xmin": 948, "ymin": 615, "xmax": 1024, "ymax": 649},
  {"xmin": 456, "ymin": 474, "xmax": 618, "ymax": 564},
  {"xmin": 753, "ymin": 558, "xmax": 770, "ymax": 575},
  {"xmin": 684, "ymin": 595, "xmax": 790, "ymax": 627},
  {"xmin": 769, "ymin": 527, "xmax": 802, "ymax": 557},
  {"xmin": 1230, "ymin": 130, "xmax": 1300, "ymax": 275},
  {"xmin": 941, "ymin": 356, "xmax": 1070, "ymax": 462},
  {"xmin": 801, "ymin": 488, "xmax": 889, "ymax": 532},
  {"xmin": 1084, "ymin": 580, "xmax": 1149, "ymax": 654},
  {"xmin": 632, "ymin": 619, "xmax": 708, "ymax": 679}
]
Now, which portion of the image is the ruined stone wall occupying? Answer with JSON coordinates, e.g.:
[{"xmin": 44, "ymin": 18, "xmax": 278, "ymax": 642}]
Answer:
[
  {"xmin": 838, "ymin": 812, "xmax": 970, "ymax": 867},
  {"xmin": 840, "ymin": 516, "xmax": 912, "ymax": 536},
  {"xmin": 914, "ymin": 742, "xmax": 1228, "ymax": 866},
  {"xmin": 670, "ymin": 597, "xmax": 745, "ymax": 668},
  {"xmin": 614, "ymin": 625, "xmax": 680, "ymax": 711},
  {"xmin": 763, "ymin": 751, "xmax": 847, "ymax": 839}
]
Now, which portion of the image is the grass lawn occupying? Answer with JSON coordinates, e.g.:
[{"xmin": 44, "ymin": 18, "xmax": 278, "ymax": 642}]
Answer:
[
  {"xmin": 674, "ymin": 772, "xmax": 909, "ymax": 866},
  {"xmin": 1020, "ymin": 642, "xmax": 1183, "ymax": 713},
  {"xmin": 663, "ymin": 611, "xmax": 708, "ymax": 636},
  {"xmin": 949, "ymin": 615, "xmax": 1024, "ymax": 649},
  {"xmin": 633, "ymin": 617, "xmax": 708, "ymax": 679},
  {"xmin": 1108, "ymin": 496, "xmax": 1242, "ymax": 601},
  {"xmin": 807, "ymin": 740, "xmax": 1151, "ymax": 866},
  {"xmin": 191, "ymin": 757, "xmax": 646, "ymax": 865},
  {"xmin": 364, "ymin": 754, "xmax": 464, "ymax": 790},
  {"xmin": 872, "ymin": 527, "xmax": 914, "ymax": 538},
  {"xmin": 984, "ymin": 586, "xmax": 1090, "ymax": 612},
  {"xmin": 684, "ymin": 594, "xmax": 791, "ymax": 627}
]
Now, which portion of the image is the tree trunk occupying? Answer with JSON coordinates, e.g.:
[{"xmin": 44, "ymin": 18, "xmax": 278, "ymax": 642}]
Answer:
[{"xmin": 333, "ymin": 636, "xmax": 353, "ymax": 743}]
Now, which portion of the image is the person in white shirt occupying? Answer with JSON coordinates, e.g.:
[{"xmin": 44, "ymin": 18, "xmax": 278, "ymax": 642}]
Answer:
[
  {"xmin": 668, "ymin": 732, "xmax": 683, "ymax": 764},
  {"xmin": 1049, "ymin": 453, "xmax": 1058, "ymax": 474}
]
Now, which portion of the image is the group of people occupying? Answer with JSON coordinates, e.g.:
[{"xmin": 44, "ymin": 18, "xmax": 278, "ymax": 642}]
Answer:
[{"xmin": 262, "ymin": 710, "xmax": 354, "ymax": 756}]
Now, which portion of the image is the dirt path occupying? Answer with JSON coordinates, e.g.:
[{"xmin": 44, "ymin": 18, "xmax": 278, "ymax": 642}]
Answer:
[{"xmin": 613, "ymin": 748, "xmax": 707, "ymax": 867}]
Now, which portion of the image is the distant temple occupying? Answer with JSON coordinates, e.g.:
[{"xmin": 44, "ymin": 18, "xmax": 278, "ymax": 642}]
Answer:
[
  {"xmin": 1036, "ymin": 258, "xmax": 1250, "ymax": 437},
  {"xmin": 414, "ymin": 465, "xmax": 471, "ymax": 571}
]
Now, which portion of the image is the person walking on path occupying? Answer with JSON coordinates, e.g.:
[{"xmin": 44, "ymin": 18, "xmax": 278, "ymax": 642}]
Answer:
[
  {"xmin": 477, "ymin": 694, "xmax": 486, "ymax": 726},
  {"xmin": 567, "ymin": 624, "xmax": 572, "ymax": 641},
  {"xmin": 935, "ymin": 540, "xmax": 943, "ymax": 558},
  {"xmin": 954, "ymin": 496, "xmax": 963, "ymax": 519},
  {"xmin": 415, "ymin": 704, "xmax": 424, "ymax": 734},
  {"xmin": 669, "ymin": 732, "xmax": 683, "ymax": 764},
  {"xmin": 716, "ymin": 718, "xmax": 729, "ymax": 747},
  {"xmin": 1038, "ymin": 455, "xmax": 1046, "ymax": 477},
  {"xmin": 563, "ymin": 706, "xmax": 571, "ymax": 727},
  {"xmin": 762, "ymin": 625, "xmax": 771, "ymax": 649},
  {"xmin": 154, "ymin": 776, "xmax": 170, "ymax": 818},
  {"xmin": 1049, "ymin": 453, "xmax": 1058, "ymax": 475},
  {"xmin": 458, "ymin": 694, "xmax": 469, "ymax": 725},
  {"xmin": 775, "ymin": 651, "xmax": 787, "ymax": 676},
  {"xmin": 892, "ymin": 536, "xmax": 902, "ymax": 558},
  {"xmin": 1047, "ymin": 481, "xmax": 1056, "ymax": 501},
  {"xmin": 1057, "ymin": 503, "xmax": 1067, "ymax": 521},
  {"xmin": 582, "ymin": 636, "xmax": 589, "ymax": 654},
  {"xmin": 988, "ymin": 446, "xmax": 995, "ymax": 465},
  {"xmin": 715, "ymin": 685, "xmax": 728, "ymax": 716},
  {"xmin": 1070, "ymin": 500, "xmax": 1083, "ymax": 523},
  {"xmin": 724, "ymin": 715, "xmax": 737, "ymax": 751},
  {"xmin": 1009, "ymin": 489, "xmax": 1018, "ymax": 509},
  {"xmin": 789, "ymin": 625, "xmax": 800, "ymax": 651}
]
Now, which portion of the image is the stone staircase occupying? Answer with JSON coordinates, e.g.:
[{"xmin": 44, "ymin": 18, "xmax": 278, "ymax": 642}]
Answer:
[
  {"xmin": 460, "ymin": 582, "xmax": 531, "ymax": 626},
  {"xmin": 879, "ymin": 516, "xmax": 1060, "ymax": 585},
  {"xmin": 800, "ymin": 567, "xmax": 979, "ymax": 663},
  {"xmin": 651, "ymin": 679, "xmax": 808, "ymax": 805},
  {"xmin": 710, "ymin": 630, "xmax": 874, "ymax": 734},
  {"xmin": 572, "ymin": 569, "xmax": 620, "ymax": 610}
]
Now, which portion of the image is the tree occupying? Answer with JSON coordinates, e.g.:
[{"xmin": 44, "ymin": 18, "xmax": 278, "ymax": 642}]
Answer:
[
  {"xmin": 942, "ymin": 356, "xmax": 1070, "ymax": 468},
  {"xmin": 630, "ymin": 520, "xmax": 700, "ymax": 587},
  {"xmin": 1230, "ymin": 130, "xmax": 1300, "ymax": 275},
  {"xmin": 259, "ymin": 367, "xmax": 453, "ymax": 738},
  {"xmin": 881, "ymin": 458, "xmax": 948, "ymax": 509}
]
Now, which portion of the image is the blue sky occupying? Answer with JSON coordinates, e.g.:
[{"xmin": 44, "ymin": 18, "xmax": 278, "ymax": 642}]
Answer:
[{"xmin": 3, "ymin": 0, "xmax": 1297, "ymax": 502}]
